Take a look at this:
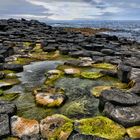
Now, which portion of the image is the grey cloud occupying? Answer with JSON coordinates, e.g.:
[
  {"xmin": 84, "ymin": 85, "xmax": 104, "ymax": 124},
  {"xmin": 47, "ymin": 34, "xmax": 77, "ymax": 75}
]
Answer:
[{"xmin": 0, "ymin": 0, "xmax": 51, "ymax": 18}]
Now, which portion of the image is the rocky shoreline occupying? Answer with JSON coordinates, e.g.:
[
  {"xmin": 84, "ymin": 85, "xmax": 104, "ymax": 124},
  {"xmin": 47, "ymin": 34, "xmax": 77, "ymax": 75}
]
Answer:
[{"xmin": 0, "ymin": 19, "xmax": 140, "ymax": 140}]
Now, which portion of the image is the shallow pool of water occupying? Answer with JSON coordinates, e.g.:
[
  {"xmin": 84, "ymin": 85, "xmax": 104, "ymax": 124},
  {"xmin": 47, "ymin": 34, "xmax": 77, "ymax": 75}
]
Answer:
[{"xmin": 6, "ymin": 60, "xmax": 127, "ymax": 120}]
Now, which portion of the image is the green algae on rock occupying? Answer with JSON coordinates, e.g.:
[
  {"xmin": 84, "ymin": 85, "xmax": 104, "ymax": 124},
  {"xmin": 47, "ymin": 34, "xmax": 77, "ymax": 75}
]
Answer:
[
  {"xmin": 12, "ymin": 57, "xmax": 35, "ymax": 65},
  {"xmin": 40, "ymin": 114, "xmax": 73, "ymax": 140},
  {"xmin": 61, "ymin": 99, "xmax": 98, "ymax": 119},
  {"xmin": 0, "ymin": 78, "xmax": 20, "ymax": 89},
  {"xmin": 74, "ymin": 116, "xmax": 126, "ymax": 140},
  {"xmin": 91, "ymin": 81, "xmax": 129, "ymax": 97},
  {"xmin": 80, "ymin": 72, "xmax": 104, "ymax": 79},
  {"xmin": 45, "ymin": 70, "xmax": 64, "ymax": 86},
  {"xmin": 2, "ymin": 137, "xmax": 19, "ymax": 140},
  {"xmin": 0, "ymin": 92, "xmax": 20, "ymax": 101},
  {"xmin": 127, "ymin": 126, "xmax": 140, "ymax": 138},
  {"xmin": 91, "ymin": 86, "xmax": 112, "ymax": 97},
  {"xmin": 0, "ymin": 89, "xmax": 4, "ymax": 96},
  {"xmin": 93, "ymin": 63, "xmax": 116, "ymax": 70}
]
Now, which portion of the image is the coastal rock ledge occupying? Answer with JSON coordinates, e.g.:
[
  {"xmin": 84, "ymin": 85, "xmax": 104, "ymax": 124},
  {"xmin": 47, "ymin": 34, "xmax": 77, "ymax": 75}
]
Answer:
[{"xmin": 0, "ymin": 18, "xmax": 140, "ymax": 139}]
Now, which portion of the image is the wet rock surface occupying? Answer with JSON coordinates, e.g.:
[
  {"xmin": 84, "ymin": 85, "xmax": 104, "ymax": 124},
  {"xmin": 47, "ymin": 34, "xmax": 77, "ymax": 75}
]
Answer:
[
  {"xmin": 103, "ymin": 102, "xmax": 140, "ymax": 127},
  {"xmin": 0, "ymin": 19, "xmax": 140, "ymax": 139},
  {"xmin": 0, "ymin": 114, "xmax": 10, "ymax": 138},
  {"xmin": 40, "ymin": 114, "xmax": 73, "ymax": 140},
  {"xmin": 0, "ymin": 100, "xmax": 16, "ymax": 116},
  {"xmin": 11, "ymin": 116, "xmax": 40, "ymax": 138},
  {"xmin": 100, "ymin": 88, "xmax": 140, "ymax": 106},
  {"xmin": 74, "ymin": 116, "xmax": 126, "ymax": 140}
]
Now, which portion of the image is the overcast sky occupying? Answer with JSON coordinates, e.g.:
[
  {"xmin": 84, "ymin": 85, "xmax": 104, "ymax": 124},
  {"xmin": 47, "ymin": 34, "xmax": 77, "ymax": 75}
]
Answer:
[{"xmin": 0, "ymin": 0, "xmax": 140, "ymax": 21}]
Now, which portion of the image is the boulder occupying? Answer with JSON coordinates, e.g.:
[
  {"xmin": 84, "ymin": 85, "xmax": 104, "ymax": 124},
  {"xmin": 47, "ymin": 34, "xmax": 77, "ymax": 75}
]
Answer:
[
  {"xmin": 42, "ymin": 46, "xmax": 56, "ymax": 52},
  {"xmin": 129, "ymin": 82, "xmax": 140, "ymax": 96},
  {"xmin": 100, "ymin": 70, "xmax": 118, "ymax": 78},
  {"xmin": 117, "ymin": 64, "xmax": 132, "ymax": 83},
  {"xmin": 35, "ymin": 92, "xmax": 66, "ymax": 107},
  {"xmin": 100, "ymin": 88, "xmax": 140, "ymax": 106},
  {"xmin": 0, "ymin": 72, "xmax": 5, "ymax": 79},
  {"xmin": 90, "ymin": 51, "xmax": 105, "ymax": 57},
  {"xmin": 0, "ymin": 101, "xmax": 16, "ymax": 116},
  {"xmin": 95, "ymin": 33, "xmax": 118, "ymax": 41},
  {"xmin": 64, "ymin": 68, "xmax": 80, "ymax": 75},
  {"xmin": 11, "ymin": 116, "xmax": 39, "ymax": 138},
  {"xmin": 0, "ymin": 78, "xmax": 20, "ymax": 89},
  {"xmin": 101, "ymin": 49, "xmax": 115, "ymax": 56},
  {"xmin": 90, "ymin": 86, "xmax": 112, "ymax": 97},
  {"xmin": 82, "ymin": 44, "xmax": 104, "ymax": 51},
  {"xmin": 124, "ymin": 57, "xmax": 140, "ymax": 68},
  {"xmin": 0, "ymin": 114, "xmax": 10, "ymax": 138},
  {"xmin": 74, "ymin": 116, "xmax": 126, "ymax": 140},
  {"xmin": 69, "ymin": 50, "xmax": 91, "ymax": 58},
  {"xmin": 65, "ymin": 60, "xmax": 93, "ymax": 67},
  {"xmin": 0, "ymin": 55, "xmax": 5, "ymax": 63},
  {"xmin": 103, "ymin": 102, "xmax": 140, "ymax": 127},
  {"xmin": 69, "ymin": 133, "xmax": 107, "ymax": 140},
  {"xmin": 4, "ymin": 64, "xmax": 23, "ymax": 72},
  {"xmin": 0, "ymin": 23, "xmax": 7, "ymax": 31},
  {"xmin": 0, "ymin": 46, "xmax": 14, "ymax": 58},
  {"xmin": 34, "ymin": 87, "xmax": 66, "ymax": 107},
  {"xmin": 92, "ymin": 56, "xmax": 104, "ymax": 63},
  {"xmin": 40, "ymin": 114, "xmax": 73, "ymax": 140},
  {"xmin": 59, "ymin": 47, "xmax": 70, "ymax": 55},
  {"xmin": 45, "ymin": 69, "xmax": 62, "ymax": 78},
  {"xmin": 127, "ymin": 126, "xmax": 140, "ymax": 139},
  {"xmin": 20, "ymin": 134, "xmax": 41, "ymax": 140}
]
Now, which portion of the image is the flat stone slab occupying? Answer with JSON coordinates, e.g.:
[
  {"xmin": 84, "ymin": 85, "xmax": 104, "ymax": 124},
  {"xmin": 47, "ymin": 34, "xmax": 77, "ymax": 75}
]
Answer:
[
  {"xmin": 0, "ymin": 114, "xmax": 10, "ymax": 138},
  {"xmin": 100, "ymin": 88, "xmax": 140, "ymax": 106},
  {"xmin": 0, "ymin": 101, "xmax": 16, "ymax": 116},
  {"xmin": 11, "ymin": 116, "xmax": 39, "ymax": 138},
  {"xmin": 104, "ymin": 102, "xmax": 140, "ymax": 127}
]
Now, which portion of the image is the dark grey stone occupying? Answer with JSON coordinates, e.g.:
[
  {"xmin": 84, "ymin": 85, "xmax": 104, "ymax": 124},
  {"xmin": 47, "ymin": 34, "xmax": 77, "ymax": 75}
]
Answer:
[
  {"xmin": 0, "ymin": 101, "xmax": 17, "ymax": 116},
  {"xmin": 4, "ymin": 64, "xmax": 23, "ymax": 72},
  {"xmin": 117, "ymin": 64, "xmax": 132, "ymax": 83},
  {"xmin": 0, "ymin": 114, "xmax": 10, "ymax": 138},
  {"xmin": 100, "ymin": 88, "xmax": 140, "ymax": 106},
  {"xmin": 103, "ymin": 102, "xmax": 140, "ymax": 127}
]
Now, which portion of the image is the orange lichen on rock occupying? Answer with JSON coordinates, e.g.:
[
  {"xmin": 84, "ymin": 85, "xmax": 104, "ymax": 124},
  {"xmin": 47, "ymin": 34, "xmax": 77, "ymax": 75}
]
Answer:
[{"xmin": 11, "ymin": 116, "xmax": 39, "ymax": 138}]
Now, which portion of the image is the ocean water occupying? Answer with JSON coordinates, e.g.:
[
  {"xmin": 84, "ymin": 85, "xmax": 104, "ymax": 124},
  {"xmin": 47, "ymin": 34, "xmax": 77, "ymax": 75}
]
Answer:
[{"xmin": 47, "ymin": 20, "xmax": 140, "ymax": 42}]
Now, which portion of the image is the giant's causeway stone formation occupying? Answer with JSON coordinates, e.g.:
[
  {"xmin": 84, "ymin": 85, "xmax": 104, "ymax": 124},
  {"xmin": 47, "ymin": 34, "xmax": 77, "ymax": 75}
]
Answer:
[{"xmin": 0, "ymin": 19, "xmax": 140, "ymax": 139}]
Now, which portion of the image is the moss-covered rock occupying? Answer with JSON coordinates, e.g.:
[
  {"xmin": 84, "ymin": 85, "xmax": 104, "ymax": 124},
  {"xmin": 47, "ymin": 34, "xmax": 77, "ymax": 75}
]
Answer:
[
  {"xmin": 2, "ymin": 137, "xmax": 19, "ymax": 140},
  {"xmin": 81, "ymin": 72, "xmax": 104, "ymax": 79},
  {"xmin": 12, "ymin": 57, "xmax": 35, "ymax": 65},
  {"xmin": 45, "ymin": 69, "xmax": 63, "ymax": 78},
  {"xmin": 45, "ymin": 70, "xmax": 63, "ymax": 86},
  {"xmin": 74, "ymin": 116, "xmax": 126, "ymax": 140},
  {"xmin": 64, "ymin": 68, "xmax": 81, "ymax": 76},
  {"xmin": 126, "ymin": 126, "xmax": 140, "ymax": 138},
  {"xmin": 91, "ymin": 81, "xmax": 129, "ymax": 97},
  {"xmin": 93, "ymin": 63, "xmax": 116, "ymax": 70},
  {"xmin": 40, "ymin": 114, "xmax": 73, "ymax": 140},
  {"xmin": 61, "ymin": 101, "xmax": 88, "ymax": 118},
  {"xmin": 0, "ymin": 89, "xmax": 4, "ymax": 96},
  {"xmin": 0, "ymin": 78, "xmax": 20, "ymax": 89},
  {"xmin": 0, "ymin": 92, "xmax": 20, "ymax": 101},
  {"xmin": 91, "ymin": 86, "xmax": 112, "ymax": 97}
]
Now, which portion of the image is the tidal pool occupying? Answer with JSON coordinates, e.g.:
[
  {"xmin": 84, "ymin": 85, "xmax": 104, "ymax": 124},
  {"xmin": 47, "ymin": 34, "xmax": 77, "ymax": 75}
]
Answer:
[{"xmin": 6, "ymin": 60, "xmax": 128, "ymax": 120}]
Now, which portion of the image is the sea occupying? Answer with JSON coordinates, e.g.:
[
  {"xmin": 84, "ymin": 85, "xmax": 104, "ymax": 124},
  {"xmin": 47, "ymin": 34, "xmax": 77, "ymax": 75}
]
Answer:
[{"xmin": 47, "ymin": 20, "xmax": 140, "ymax": 43}]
